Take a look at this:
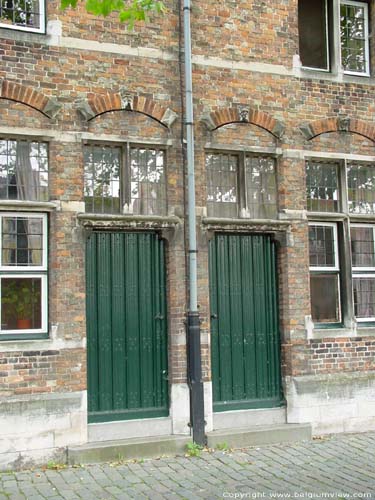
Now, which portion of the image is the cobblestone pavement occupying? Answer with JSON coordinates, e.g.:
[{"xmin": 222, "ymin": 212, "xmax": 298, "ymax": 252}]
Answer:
[{"xmin": 1, "ymin": 432, "xmax": 375, "ymax": 500}]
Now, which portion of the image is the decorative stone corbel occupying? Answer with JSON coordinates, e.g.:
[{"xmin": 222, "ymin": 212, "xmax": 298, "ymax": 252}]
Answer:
[
  {"xmin": 272, "ymin": 120, "xmax": 285, "ymax": 139},
  {"xmin": 239, "ymin": 108, "xmax": 249, "ymax": 123},
  {"xmin": 338, "ymin": 116, "xmax": 350, "ymax": 132},
  {"xmin": 120, "ymin": 92, "xmax": 133, "ymax": 111},
  {"xmin": 43, "ymin": 97, "xmax": 62, "ymax": 119},
  {"xmin": 300, "ymin": 123, "xmax": 314, "ymax": 140},
  {"xmin": 161, "ymin": 108, "xmax": 178, "ymax": 128},
  {"xmin": 76, "ymin": 100, "xmax": 95, "ymax": 121},
  {"xmin": 201, "ymin": 113, "xmax": 216, "ymax": 131}
]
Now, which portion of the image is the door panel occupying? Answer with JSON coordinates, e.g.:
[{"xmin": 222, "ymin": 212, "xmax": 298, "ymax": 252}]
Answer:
[
  {"xmin": 209, "ymin": 233, "xmax": 282, "ymax": 412},
  {"xmin": 86, "ymin": 232, "xmax": 168, "ymax": 423}
]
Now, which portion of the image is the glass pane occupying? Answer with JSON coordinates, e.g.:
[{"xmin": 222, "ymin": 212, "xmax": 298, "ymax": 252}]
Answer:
[
  {"xmin": 0, "ymin": 0, "xmax": 41, "ymax": 29},
  {"xmin": 340, "ymin": 2, "xmax": 367, "ymax": 73},
  {"xmin": 306, "ymin": 161, "xmax": 339, "ymax": 212},
  {"xmin": 309, "ymin": 225, "xmax": 336, "ymax": 267},
  {"xmin": 298, "ymin": 0, "xmax": 329, "ymax": 70},
  {"xmin": 353, "ymin": 277, "xmax": 375, "ymax": 319},
  {"xmin": 347, "ymin": 163, "xmax": 375, "ymax": 214},
  {"xmin": 0, "ymin": 139, "xmax": 48, "ymax": 201},
  {"xmin": 1, "ymin": 277, "xmax": 42, "ymax": 330},
  {"xmin": 84, "ymin": 145, "xmax": 121, "ymax": 214},
  {"xmin": 351, "ymin": 226, "xmax": 375, "ymax": 268},
  {"xmin": 245, "ymin": 156, "xmax": 277, "ymax": 219},
  {"xmin": 206, "ymin": 153, "xmax": 238, "ymax": 217},
  {"xmin": 130, "ymin": 148, "xmax": 166, "ymax": 215},
  {"xmin": 310, "ymin": 274, "xmax": 340, "ymax": 323},
  {"xmin": 2, "ymin": 216, "xmax": 44, "ymax": 266}
]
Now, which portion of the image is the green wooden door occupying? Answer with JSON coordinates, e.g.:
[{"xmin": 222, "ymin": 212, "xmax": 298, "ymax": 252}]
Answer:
[
  {"xmin": 86, "ymin": 232, "xmax": 168, "ymax": 423},
  {"xmin": 209, "ymin": 234, "xmax": 282, "ymax": 412}
]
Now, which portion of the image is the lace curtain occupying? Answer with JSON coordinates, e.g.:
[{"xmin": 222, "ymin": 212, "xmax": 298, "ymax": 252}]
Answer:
[{"xmin": 15, "ymin": 141, "xmax": 40, "ymax": 201}]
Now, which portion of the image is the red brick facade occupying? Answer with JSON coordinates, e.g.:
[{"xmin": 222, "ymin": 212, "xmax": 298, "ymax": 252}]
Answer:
[{"xmin": 0, "ymin": 0, "xmax": 375, "ymax": 468}]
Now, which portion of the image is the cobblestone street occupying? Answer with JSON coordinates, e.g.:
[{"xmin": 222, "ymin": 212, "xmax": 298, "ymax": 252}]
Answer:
[{"xmin": 1, "ymin": 432, "xmax": 375, "ymax": 499}]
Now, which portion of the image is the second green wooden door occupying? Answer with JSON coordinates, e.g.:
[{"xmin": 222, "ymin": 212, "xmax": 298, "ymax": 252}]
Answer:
[{"xmin": 209, "ymin": 233, "xmax": 282, "ymax": 412}]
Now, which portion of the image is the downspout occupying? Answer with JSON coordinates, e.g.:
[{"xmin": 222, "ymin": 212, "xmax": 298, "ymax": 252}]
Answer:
[{"xmin": 183, "ymin": 0, "xmax": 206, "ymax": 445}]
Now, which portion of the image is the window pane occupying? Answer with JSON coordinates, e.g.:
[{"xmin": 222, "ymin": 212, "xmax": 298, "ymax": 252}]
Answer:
[
  {"xmin": 310, "ymin": 274, "xmax": 340, "ymax": 323},
  {"xmin": 130, "ymin": 148, "xmax": 166, "ymax": 215},
  {"xmin": 340, "ymin": 2, "xmax": 368, "ymax": 73},
  {"xmin": 353, "ymin": 277, "xmax": 375, "ymax": 319},
  {"xmin": 347, "ymin": 163, "xmax": 375, "ymax": 214},
  {"xmin": 351, "ymin": 226, "xmax": 375, "ymax": 268},
  {"xmin": 1, "ymin": 277, "xmax": 42, "ymax": 330},
  {"xmin": 298, "ymin": 0, "xmax": 329, "ymax": 70},
  {"xmin": 309, "ymin": 225, "xmax": 336, "ymax": 267},
  {"xmin": 0, "ymin": 0, "xmax": 41, "ymax": 29},
  {"xmin": 0, "ymin": 139, "xmax": 48, "ymax": 201},
  {"xmin": 306, "ymin": 161, "xmax": 339, "ymax": 212},
  {"xmin": 206, "ymin": 153, "xmax": 238, "ymax": 217},
  {"xmin": 2, "ymin": 216, "xmax": 43, "ymax": 266},
  {"xmin": 84, "ymin": 145, "xmax": 121, "ymax": 214},
  {"xmin": 245, "ymin": 156, "xmax": 277, "ymax": 219}
]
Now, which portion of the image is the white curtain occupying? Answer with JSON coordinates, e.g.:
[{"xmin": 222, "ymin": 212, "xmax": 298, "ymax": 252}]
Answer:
[{"xmin": 15, "ymin": 142, "xmax": 39, "ymax": 201}]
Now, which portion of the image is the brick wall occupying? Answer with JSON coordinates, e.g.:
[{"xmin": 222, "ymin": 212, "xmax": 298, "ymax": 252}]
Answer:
[
  {"xmin": 0, "ymin": 349, "xmax": 85, "ymax": 396},
  {"xmin": 283, "ymin": 337, "xmax": 375, "ymax": 377},
  {"xmin": 0, "ymin": 0, "xmax": 374, "ymax": 415}
]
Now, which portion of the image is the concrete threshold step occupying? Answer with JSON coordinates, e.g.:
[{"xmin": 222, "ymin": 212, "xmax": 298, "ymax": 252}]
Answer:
[
  {"xmin": 68, "ymin": 424, "xmax": 312, "ymax": 465},
  {"xmin": 207, "ymin": 423, "xmax": 312, "ymax": 449},
  {"xmin": 67, "ymin": 435, "xmax": 191, "ymax": 465}
]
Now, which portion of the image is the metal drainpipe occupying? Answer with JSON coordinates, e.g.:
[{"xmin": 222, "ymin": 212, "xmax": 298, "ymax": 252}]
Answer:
[{"xmin": 183, "ymin": 0, "xmax": 206, "ymax": 446}]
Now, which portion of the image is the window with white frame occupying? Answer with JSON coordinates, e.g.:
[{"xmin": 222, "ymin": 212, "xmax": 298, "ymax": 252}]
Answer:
[
  {"xmin": 0, "ymin": 212, "xmax": 48, "ymax": 336},
  {"xmin": 84, "ymin": 143, "xmax": 167, "ymax": 216},
  {"xmin": 309, "ymin": 223, "xmax": 341, "ymax": 324},
  {"xmin": 0, "ymin": 138, "xmax": 49, "ymax": 201},
  {"xmin": 340, "ymin": 0, "xmax": 370, "ymax": 75},
  {"xmin": 206, "ymin": 152, "xmax": 277, "ymax": 219},
  {"xmin": 307, "ymin": 159, "xmax": 375, "ymax": 324},
  {"xmin": 298, "ymin": 0, "xmax": 370, "ymax": 76},
  {"xmin": 0, "ymin": 0, "xmax": 45, "ymax": 33},
  {"xmin": 351, "ymin": 224, "xmax": 375, "ymax": 321}
]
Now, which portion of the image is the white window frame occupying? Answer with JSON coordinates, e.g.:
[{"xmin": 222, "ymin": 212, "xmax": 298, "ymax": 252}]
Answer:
[
  {"xmin": 351, "ymin": 223, "xmax": 375, "ymax": 272},
  {"xmin": 351, "ymin": 223, "xmax": 375, "ymax": 321},
  {"xmin": 340, "ymin": 0, "xmax": 370, "ymax": 77},
  {"xmin": 0, "ymin": 212, "xmax": 47, "ymax": 272},
  {"xmin": 309, "ymin": 222, "xmax": 340, "ymax": 272},
  {"xmin": 0, "ymin": 273, "xmax": 47, "ymax": 334},
  {"xmin": 0, "ymin": 212, "xmax": 48, "ymax": 336},
  {"xmin": 0, "ymin": 0, "xmax": 46, "ymax": 34},
  {"xmin": 309, "ymin": 221, "xmax": 342, "ymax": 324}
]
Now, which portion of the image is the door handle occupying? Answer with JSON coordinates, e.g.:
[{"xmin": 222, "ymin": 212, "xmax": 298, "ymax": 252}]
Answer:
[
  {"xmin": 155, "ymin": 314, "xmax": 164, "ymax": 320},
  {"xmin": 211, "ymin": 313, "xmax": 218, "ymax": 319}
]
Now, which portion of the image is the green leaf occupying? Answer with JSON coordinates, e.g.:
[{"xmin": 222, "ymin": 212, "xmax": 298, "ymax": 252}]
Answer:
[{"xmin": 61, "ymin": 0, "xmax": 166, "ymax": 25}]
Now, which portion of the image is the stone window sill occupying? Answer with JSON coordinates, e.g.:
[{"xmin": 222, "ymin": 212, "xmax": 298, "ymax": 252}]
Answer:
[
  {"xmin": 0, "ymin": 200, "xmax": 58, "ymax": 212},
  {"xmin": 297, "ymin": 68, "xmax": 375, "ymax": 86},
  {"xmin": 0, "ymin": 325, "xmax": 85, "ymax": 352},
  {"xmin": 311, "ymin": 326, "xmax": 375, "ymax": 339}
]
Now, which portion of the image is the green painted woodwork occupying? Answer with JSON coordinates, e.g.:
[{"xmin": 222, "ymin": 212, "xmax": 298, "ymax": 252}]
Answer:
[
  {"xmin": 86, "ymin": 231, "xmax": 168, "ymax": 423},
  {"xmin": 209, "ymin": 234, "xmax": 282, "ymax": 412}
]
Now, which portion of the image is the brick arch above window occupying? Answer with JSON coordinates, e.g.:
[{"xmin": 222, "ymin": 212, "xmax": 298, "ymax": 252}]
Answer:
[
  {"xmin": 202, "ymin": 107, "xmax": 285, "ymax": 139},
  {"xmin": 300, "ymin": 117, "xmax": 375, "ymax": 143},
  {"xmin": 77, "ymin": 91, "xmax": 178, "ymax": 128},
  {"xmin": 0, "ymin": 79, "xmax": 61, "ymax": 119}
]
